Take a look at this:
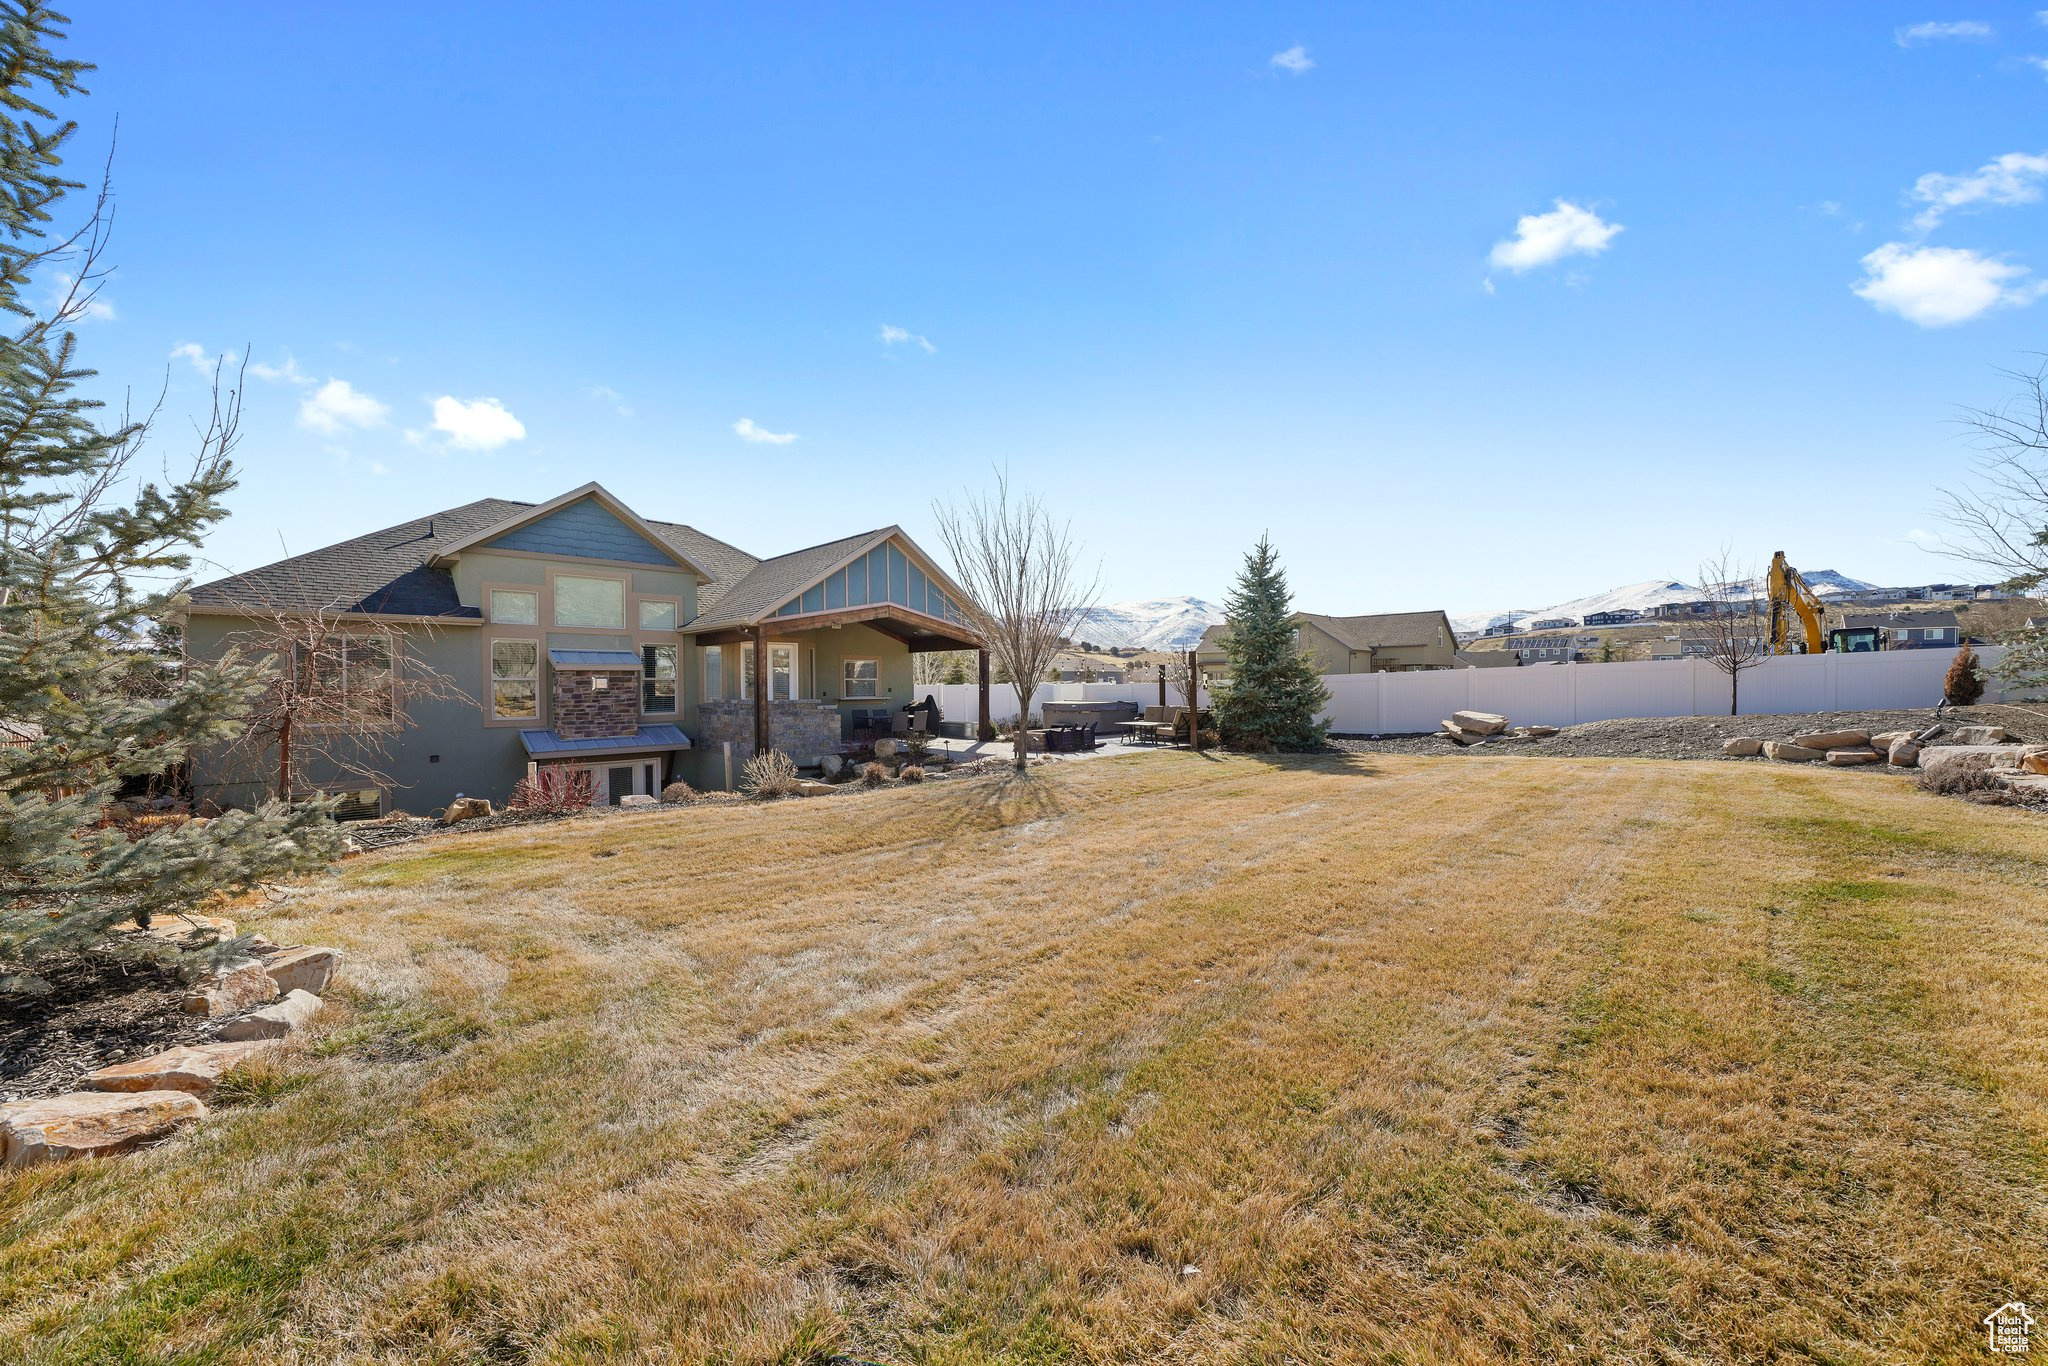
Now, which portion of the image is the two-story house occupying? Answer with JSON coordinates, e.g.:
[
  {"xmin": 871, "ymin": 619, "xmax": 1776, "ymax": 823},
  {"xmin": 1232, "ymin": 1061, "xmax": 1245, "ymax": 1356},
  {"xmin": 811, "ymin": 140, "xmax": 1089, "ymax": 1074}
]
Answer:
[
  {"xmin": 180, "ymin": 483, "xmax": 987, "ymax": 812},
  {"xmin": 1194, "ymin": 610, "xmax": 1459, "ymax": 677}
]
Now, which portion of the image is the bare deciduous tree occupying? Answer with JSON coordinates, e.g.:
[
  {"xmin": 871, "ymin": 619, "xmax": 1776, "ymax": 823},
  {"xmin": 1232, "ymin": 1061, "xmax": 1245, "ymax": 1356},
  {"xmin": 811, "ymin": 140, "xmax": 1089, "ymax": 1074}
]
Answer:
[
  {"xmin": 1696, "ymin": 547, "xmax": 1771, "ymax": 715},
  {"xmin": 208, "ymin": 601, "xmax": 470, "ymax": 805},
  {"xmin": 912, "ymin": 649, "xmax": 973, "ymax": 686},
  {"xmin": 1940, "ymin": 361, "xmax": 2048, "ymax": 593},
  {"xmin": 933, "ymin": 472, "xmax": 1099, "ymax": 768}
]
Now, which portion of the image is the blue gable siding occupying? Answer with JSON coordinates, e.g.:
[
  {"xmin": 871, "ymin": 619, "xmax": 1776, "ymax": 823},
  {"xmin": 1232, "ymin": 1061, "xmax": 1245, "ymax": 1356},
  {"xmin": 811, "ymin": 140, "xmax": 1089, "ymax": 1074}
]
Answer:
[{"xmin": 486, "ymin": 499, "xmax": 674, "ymax": 565}]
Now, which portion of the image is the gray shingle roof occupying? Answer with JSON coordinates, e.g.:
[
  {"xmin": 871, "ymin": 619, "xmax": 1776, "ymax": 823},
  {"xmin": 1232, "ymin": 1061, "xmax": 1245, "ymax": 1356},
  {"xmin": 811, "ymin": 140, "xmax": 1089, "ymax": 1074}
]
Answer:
[
  {"xmin": 187, "ymin": 497, "xmax": 762, "ymax": 619},
  {"xmin": 687, "ymin": 528, "xmax": 890, "ymax": 632},
  {"xmin": 1200, "ymin": 610, "xmax": 1455, "ymax": 653},
  {"xmin": 1841, "ymin": 610, "xmax": 1958, "ymax": 630}
]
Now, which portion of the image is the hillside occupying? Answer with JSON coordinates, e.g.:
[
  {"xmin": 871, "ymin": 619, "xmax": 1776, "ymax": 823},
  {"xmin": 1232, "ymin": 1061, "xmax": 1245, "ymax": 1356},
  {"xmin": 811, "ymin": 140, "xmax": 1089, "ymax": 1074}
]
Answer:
[
  {"xmin": 1071, "ymin": 596, "xmax": 1224, "ymax": 651},
  {"xmin": 1452, "ymin": 571, "xmax": 1877, "ymax": 636}
]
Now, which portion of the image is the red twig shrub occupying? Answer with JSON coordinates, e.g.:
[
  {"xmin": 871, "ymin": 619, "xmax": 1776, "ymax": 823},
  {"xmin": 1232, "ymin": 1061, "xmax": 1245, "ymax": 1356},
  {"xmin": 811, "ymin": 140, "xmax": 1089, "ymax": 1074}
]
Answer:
[{"xmin": 507, "ymin": 767, "xmax": 596, "ymax": 814}]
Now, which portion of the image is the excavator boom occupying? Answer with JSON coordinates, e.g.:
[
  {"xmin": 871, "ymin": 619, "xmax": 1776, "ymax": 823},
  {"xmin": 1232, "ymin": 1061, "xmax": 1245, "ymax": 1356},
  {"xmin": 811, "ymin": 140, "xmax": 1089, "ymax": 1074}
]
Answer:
[{"xmin": 1766, "ymin": 550, "xmax": 1826, "ymax": 654}]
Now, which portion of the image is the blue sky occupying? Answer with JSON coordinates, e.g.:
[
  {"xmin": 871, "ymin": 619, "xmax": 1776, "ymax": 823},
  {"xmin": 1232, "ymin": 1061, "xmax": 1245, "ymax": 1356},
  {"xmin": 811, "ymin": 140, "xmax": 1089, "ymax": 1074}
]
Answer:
[{"xmin": 60, "ymin": 3, "xmax": 2048, "ymax": 614}]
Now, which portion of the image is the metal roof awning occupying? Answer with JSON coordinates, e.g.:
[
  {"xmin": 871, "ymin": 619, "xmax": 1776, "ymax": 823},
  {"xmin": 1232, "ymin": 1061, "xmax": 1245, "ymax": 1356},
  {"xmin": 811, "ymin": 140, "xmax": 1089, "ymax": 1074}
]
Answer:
[
  {"xmin": 518, "ymin": 724, "xmax": 692, "ymax": 758},
  {"xmin": 547, "ymin": 649, "xmax": 643, "ymax": 669}
]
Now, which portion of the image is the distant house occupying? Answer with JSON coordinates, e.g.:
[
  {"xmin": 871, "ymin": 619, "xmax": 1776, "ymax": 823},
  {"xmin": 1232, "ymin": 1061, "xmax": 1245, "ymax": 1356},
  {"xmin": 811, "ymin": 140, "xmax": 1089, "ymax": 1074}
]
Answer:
[
  {"xmin": 1513, "ymin": 632, "xmax": 1601, "ymax": 664},
  {"xmin": 1649, "ymin": 627, "xmax": 1766, "ymax": 660},
  {"xmin": 1197, "ymin": 610, "xmax": 1459, "ymax": 676},
  {"xmin": 1480, "ymin": 621, "xmax": 1521, "ymax": 637},
  {"xmin": 1831, "ymin": 610, "xmax": 1959, "ymax": 652},
  {"xmin": 1975, "ymin": 584, "xmax": 2017, "ymax": 601},
  {"xmin": 1583, "ymin": 608, "xmax": 1641, "ymax": 626},
  {"xmin": 1455, "ymin": 650, "xmax": 1519, "ymax": 669},
  {"xmin": 1915, "ymin": 584, "xmax": 1975, "ymax": 602},
  {"xmin": 1651, "ymin": 600, "xmax": 1712, "ymax": 619},
  {"xmin": 1528, "ymin": 616, "xmax": 1577, "ymax": 630}
]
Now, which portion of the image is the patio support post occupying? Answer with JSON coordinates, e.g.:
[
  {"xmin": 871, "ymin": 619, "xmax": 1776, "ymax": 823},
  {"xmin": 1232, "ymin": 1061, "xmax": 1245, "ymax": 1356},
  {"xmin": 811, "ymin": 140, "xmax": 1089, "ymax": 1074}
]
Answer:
[
  {"xmin": 1158, "ymin": 663, "xmax": 1166, "ymax": 707},
  {"xmin": 752, "ymin": 623, "xmax": 770, "ymax": 757},
  {"xmin": 977, "ymin": 649, "xmax": 994, "ymax": 741}
]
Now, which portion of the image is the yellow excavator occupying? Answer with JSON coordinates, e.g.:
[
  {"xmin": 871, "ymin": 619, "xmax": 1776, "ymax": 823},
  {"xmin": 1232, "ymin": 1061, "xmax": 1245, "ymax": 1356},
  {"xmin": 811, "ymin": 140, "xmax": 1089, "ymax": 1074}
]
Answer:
[{"xmin": 1766, "ymin": 550, "xmax": 1827, "ymax": 654}]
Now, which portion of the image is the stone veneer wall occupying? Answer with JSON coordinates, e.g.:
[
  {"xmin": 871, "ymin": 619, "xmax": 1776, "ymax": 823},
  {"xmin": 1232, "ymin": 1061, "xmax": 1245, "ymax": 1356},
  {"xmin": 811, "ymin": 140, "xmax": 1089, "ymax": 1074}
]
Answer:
[
  {"xmin": 551, "ymin": 667, "xmax": 642, "ymax": 740},
  {"xmin": 697, "ymin": 699, "xmax": 843, "ymax": 767}
]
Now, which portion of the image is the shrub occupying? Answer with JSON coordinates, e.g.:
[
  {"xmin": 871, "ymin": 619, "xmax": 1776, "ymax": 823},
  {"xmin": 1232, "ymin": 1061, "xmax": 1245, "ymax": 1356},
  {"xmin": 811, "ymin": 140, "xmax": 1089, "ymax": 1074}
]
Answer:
[
  {"xmin": 659, "ymin": 781, "xmax": 696, "ymax": 805},
  {"xmin": 1916, "ymin": 763, "xmax": 2010, "ymax": 801},
  {"xmin": 740, "ymin": 750, "xmax": 801, "ymax": 799},
  {"xmin": 1944, "ymin": 643, "xmax": 1986, "ymax": 707},
  {"xmin": 507, "ymin": 767, "xmax": 595, "ymax": 813},
  {"xmin": 860, "ymin": 762, "xmax": 889, "ymax": 787},
  {"xmin": 900, "ymin": 765, "xmax": 925, "ymax": 783}
]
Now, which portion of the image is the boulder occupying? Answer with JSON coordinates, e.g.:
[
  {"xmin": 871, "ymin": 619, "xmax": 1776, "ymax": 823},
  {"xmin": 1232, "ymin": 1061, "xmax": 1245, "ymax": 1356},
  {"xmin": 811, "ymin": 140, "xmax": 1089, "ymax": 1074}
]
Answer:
[
  {"xmin": 81, "ymin": 1041, "xmax": 273, "ymax": 1098},
  {"xmin": 1722, "ymin": 737, "xmax": 1764, "ymax": 757},
  {"xmin": 262, "ymin": 946, "xmax": 341, "ymax": 996},
  {"xmin": 873, "ymin": 738, "xmax": 900, "ymax": 758},
  {"xmin": 112, "ymin": 912, "xmax": 235, "ymax": 945},
  {"xmin": 1870, "ymin": 730, "xmax": 1914, "ymax": 752},
  {"xmin": 2023, "ymin": 751, "xmax": 2048, "ymax": 776},
  {"xmin": 617, "ymin": 794, "xmax": 656, "ymax": 809},
  {"xmin": 1950, "ymin": 726, "xmax": 2009, "ymax": 746},
  {"xmin": 1763, "ymin": 741, "xmax": 1825, "ymax": 762},
  {"xmin": 1440, "ymin": 720, "xmax": 1486, "ymax": 746},
  {"xmin": 1523, "ymin": 724, "xmax": 1560, "ymax": 738},
  {"xmin": 442, "ymin": 797, "xmax": 493, "ymax": 825},
  {"xmin": 217, "ymin": 988, "xmax": 322, "ymax": 1043},
  {"xmin": 1825, "ymin": 746, "xmax": 1883, "ymax": 766},
  {"xmin": 1887, "ymin": 739, "xmax": 1923, "ymax": 768},
  {"xmin": 181, "ymin": 958, "xmax": 280, "ymax": 1018},
  {"xmin": 1918, "ymin": 744, "xmax": 2032, "ymax": 781},
  {"xmin": 795, "ymin": 780, "xmax": 837, "ymax": 797},
  {"xmin": 819, "ymin": 754, "xmax": 845, "ymax": 778},
  {"xmin": 1790, "ymin": 729, "xmax": 1869, "ymax": 751},
  {"xmin": 2008, "ymin": 774, "xmax": 2048, "ymax": 799},
  {"xmin": 1450, "ymin": 710, "xmax": 1510, "ymax": 737},
  {"xmin": 1, "ymin": 1090, "xmax": 206, "ymax": 1168}
]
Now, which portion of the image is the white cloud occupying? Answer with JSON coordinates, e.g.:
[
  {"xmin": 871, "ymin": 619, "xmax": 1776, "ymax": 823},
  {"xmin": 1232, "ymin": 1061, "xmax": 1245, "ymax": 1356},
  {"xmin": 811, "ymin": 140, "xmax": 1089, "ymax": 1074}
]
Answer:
[
  {"xmin": 249, "ymin": 355, "xmax": 312, "ymax": 386},
  {"xmin": 732, "ymin": 417, "xmax": 797, "ymax": 445},
  {"xmin": 585, "ymin": 384, "xmax": 633, "ymax": 417},
  {"xmin": 1894, "ymin": 19, "xmax": 1992, "ymax": 45},
  {"xmin": 878, "ymin": 324, "xmax": 935, "ymax": 354},
  {"xmin": 1487, "ymin": 200, "xmax": 1624, "ymax": 275},
  {"xmin": 1270, "ymin": 45, "xmax": 1313, "ymax": 74},
  {"xmin": 2027, "ymin": 54, "xmax": 2048, "ymax": 77},
  {"xmin": 1852, "ymin": 242, "xmax": 2048, "ymax": 325},
  {"xmin": 423, "ymin": 395, "xmax": 525, "ymax": 451},
  {"xmin": 1909, "ymin": 151, "xmax": 2048, "ymax": 231},
  {"xmin": 1906, "ymin": 527, "xmax": 1944, "ymax": 546},
  {"xmin": 298, "ymin": 378, "xmax": 389, "ymax": 433},
  {"xmin": 168, "ymin": 341, "xmax": 236, "ymax": 377}
]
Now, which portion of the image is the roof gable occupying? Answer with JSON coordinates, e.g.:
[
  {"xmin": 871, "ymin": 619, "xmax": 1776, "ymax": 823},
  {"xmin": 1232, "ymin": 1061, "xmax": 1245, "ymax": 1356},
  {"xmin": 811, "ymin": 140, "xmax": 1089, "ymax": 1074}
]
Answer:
[
  {"xmin": 431, "ymin": 483, "xmax": 715, "ymax": 578},
  {"xmin": 485, "ymin": 497, "xmax": 675, "ymax": 566}
]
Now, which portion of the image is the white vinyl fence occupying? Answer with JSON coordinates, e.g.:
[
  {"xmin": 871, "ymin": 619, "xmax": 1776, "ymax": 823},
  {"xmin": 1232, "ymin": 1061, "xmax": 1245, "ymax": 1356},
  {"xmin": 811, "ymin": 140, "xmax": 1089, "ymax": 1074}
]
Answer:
[{"xmin": 931, "ymin": 648, "xmax": 2012, "ymax": 735}]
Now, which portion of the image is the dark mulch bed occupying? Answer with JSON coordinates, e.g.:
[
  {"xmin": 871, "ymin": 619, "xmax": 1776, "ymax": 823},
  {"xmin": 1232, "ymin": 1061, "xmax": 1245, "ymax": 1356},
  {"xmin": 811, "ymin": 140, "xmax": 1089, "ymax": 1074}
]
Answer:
[{"xmin": 0, "ymin": 953, "xmax": 215, "ymax": 1103}]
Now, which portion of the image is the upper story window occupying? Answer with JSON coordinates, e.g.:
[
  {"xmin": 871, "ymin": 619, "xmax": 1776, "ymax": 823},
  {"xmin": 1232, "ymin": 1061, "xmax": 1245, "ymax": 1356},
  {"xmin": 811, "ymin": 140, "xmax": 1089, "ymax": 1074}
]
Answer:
[
  {"xmin": 639, "ymin": 599, "xmax": 678, "ymax": 630},
  {"xmin": 642, "ymin": 645, "xmax": 677, "ymax": 713},
  {"xmin": 555, "ymin": 575, "xmax": 624, "ymax": 628},
  {"xmin": 490, "ymin": 589, "xmax": 538, "ymax": 625}
]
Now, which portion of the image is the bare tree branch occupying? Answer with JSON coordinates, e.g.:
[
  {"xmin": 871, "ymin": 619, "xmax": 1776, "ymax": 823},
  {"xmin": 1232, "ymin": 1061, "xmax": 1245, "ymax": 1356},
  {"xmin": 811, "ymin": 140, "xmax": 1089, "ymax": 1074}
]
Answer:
[{"xmin": 1696, "ymin": 546, "xmax": 1771, "ymax": 716}]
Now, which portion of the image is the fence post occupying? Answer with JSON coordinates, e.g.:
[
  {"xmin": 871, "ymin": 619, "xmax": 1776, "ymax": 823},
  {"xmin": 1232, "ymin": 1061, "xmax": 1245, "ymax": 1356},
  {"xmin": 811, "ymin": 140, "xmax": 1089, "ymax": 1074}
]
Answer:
[{"xmin": 1566, "ymin": 662, "xmax": 1579, "ymax": 723}]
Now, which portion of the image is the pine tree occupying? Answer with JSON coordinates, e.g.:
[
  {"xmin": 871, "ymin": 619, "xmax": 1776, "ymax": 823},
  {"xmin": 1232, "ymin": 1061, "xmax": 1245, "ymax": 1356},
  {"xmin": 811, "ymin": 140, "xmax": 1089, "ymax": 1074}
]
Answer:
[
  {"xmin": 1212, "ymin": 535, "xmax": 1329, "ymax": 752},
  {"xmin": 0, "ymin": 3, "xmax": 340, "ymax": 994}
]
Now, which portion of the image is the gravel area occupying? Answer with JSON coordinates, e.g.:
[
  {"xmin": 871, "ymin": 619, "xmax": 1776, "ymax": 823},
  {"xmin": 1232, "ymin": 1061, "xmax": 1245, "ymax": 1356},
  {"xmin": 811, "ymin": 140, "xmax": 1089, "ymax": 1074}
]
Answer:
[{"xmin": 1330, "ymin": 703, "xmax": 2044, "ymax": 763}]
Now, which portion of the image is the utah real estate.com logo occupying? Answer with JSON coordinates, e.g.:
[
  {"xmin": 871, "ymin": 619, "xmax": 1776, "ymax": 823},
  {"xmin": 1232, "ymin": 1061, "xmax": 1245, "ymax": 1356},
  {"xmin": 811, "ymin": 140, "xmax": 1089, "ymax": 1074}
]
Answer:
[{"xmin": 1986, "ymin": 1302, "xmax": 2035, "ymax": 1355}]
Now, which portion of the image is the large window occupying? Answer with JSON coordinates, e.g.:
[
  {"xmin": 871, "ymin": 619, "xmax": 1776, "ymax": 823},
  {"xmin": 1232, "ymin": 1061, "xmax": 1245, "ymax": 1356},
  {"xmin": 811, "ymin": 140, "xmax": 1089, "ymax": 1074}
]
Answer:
[
  {"xmin": 842, "ymin": 657, "xmax": 879, "ymax": 699},
  {"xmin": 704, "ymin": 646, "xmax": 724, "ymax": 701},
  {"xmin": 642, "ymin": 644, "xmax": 677, "ymax": 713},
  {"xmin": 489, "ymin": 588, "xmax": 538, "ymax": 625},
  {"xmin": 738, "ymin": 643, "xmax": 796, "ymax": 700},
  {"xmin": 639, "ymin": 599, "xmax": 677, "ymax": 630},
  {"xmin": 298, "ymin": 635, "xmax": 395, "ymax": 725},
  {"xmin": 491, "ymin": 639, "xmax": 540, "ymax": 720},
  {"xmin": 554, "ymin": 575, "xmax": 624, "ymax": 628}
]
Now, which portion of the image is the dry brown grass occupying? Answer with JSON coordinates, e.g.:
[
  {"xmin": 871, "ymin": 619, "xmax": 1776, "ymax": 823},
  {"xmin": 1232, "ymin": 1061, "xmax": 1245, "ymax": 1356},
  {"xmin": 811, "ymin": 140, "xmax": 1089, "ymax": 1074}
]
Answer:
[{"xmin": 5, "ymin": 752, "xmax": 2047, "ymax": 1363}]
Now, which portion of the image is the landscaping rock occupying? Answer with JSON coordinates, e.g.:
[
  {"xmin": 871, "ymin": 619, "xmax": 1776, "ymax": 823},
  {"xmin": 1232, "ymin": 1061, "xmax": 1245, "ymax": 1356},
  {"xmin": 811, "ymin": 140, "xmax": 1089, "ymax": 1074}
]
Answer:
[
  {"xmin": 1450, "ymin": 710, "xmax": 1510, "ymax": 736},
  {"xmin": 81, "ymin": 1041, "xmax": 273, "ymax": 1098},
  {"xmin": 262, "ymin": 946, "xmax": 341, "ymax": 996},
  {"xmin": 1870, "ymin": 730, "xmax": 1914, "ymax": 752},
  {"xmin": 1888, "ymin": 739, "xmax": 1923, "ymax": 768},
  {"xmin": 819, "ymin": 754, "xmax": 845, "ymax": 778},
  {"xmin": 795, "ymin": 780, "xmax": 836, "ymax": 797},
  {"xmin": 113, "ymin": 912, "xmax": 235, "ymax": 945},
  {"xmin": 2023, "ymin": 751, "xmax": 2048, "ymax": 776},
  {"xmin": 217, "ymin": 989, "xmax": 322, "ymax": 1043},
  {"xmin": 181, "ymin": 958, "xmax": 280, "ymax": 1018},
  {"xmin": 873, "ymin": 738, "xmax": 900, "ymax": 758},
  {"xmin": 2008, "ymin": 774, "xmax": 2048, "ymax": 799},
  {"xmin": 1440, "ymin": 720, "xmax": 1485, "ymax": 746},
  {"xmin": 1825, "ymin": 746, "xmax": 1883, "ymax": 766},
  {"xmin": 1722, "ymin": 737, "xmax": 1763, "ymax": 756},
  {"xmin": 1950, "ymin": 726, "xmax": 2009, "ymax": 745},
  {"xmin": 1790, "ymin": 729, "xmax": 1869, "ymax": 751},
  {"xmin": 1, "ymin": 1089, "xmax": 206, "ymax": 1168},
  {"xmin": 617, "ymin": 794, "xmax": 656, "ymax": 808},
  {"xmin": 1918, "ymin": 744, "xmax": 2032, "ymax": 781},
  {"xmin": 1763, "ymin": 741, "xmax": 1825, "ymax": 762},
  {"xmin": 442, "ymin": 797, "xmax": 493, "ymax": 825},
  {"xmin": 1523, "ymin": 724, "xmax": 1560, "ymax": 738}
]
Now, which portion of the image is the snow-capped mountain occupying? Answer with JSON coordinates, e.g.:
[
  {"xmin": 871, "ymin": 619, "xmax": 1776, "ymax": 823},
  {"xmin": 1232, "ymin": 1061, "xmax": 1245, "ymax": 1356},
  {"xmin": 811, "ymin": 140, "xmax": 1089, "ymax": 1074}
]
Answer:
[
  {"xmin": 1070, "ymin": 596, "xmax": 1226, "ymax": 651},
  {"xmin": 1450, "ymin": 571, "xmax": 1877, "ymax": 638}
]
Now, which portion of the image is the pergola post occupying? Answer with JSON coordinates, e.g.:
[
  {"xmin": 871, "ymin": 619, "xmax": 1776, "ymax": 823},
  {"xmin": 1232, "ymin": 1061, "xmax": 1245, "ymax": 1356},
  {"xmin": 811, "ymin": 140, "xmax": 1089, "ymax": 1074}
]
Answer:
[
  {"xmin": 752, "ymin": 623, "xmax": 770, "ymax": 757},
  {"xmin": 977, "ymin": 648, "xmax": 994, "ymax": 741}
]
